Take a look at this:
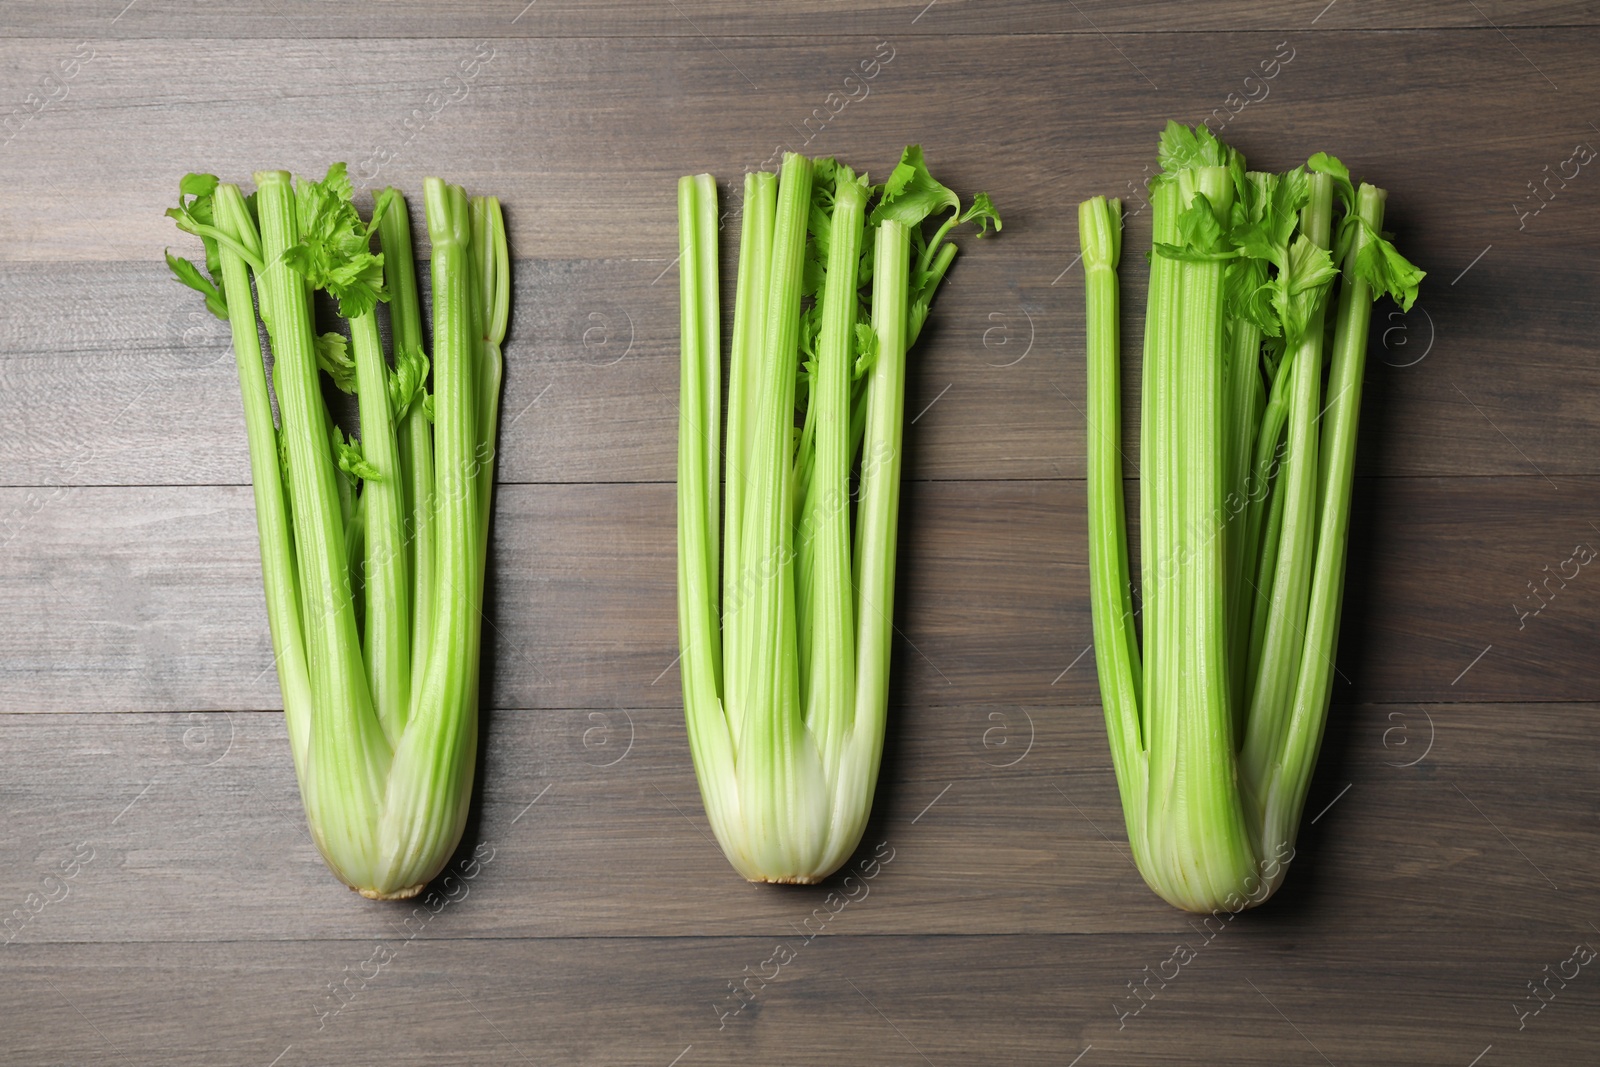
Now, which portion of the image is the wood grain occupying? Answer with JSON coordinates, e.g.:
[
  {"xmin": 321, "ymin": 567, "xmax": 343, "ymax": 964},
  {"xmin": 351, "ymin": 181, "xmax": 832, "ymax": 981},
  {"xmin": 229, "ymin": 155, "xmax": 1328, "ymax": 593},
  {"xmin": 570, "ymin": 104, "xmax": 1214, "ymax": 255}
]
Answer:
[
  {"xmin": 3, "ymin": 478, "xmax": 1594, "ymax": 715},
  {"xmin": 5, "ymin": 1, "xmax": 1600, "ymax": 39},
  {"xmin": 7, "ymin": 901, "xmax": 1600, "ymax": 1067},
  {"xmin": 2, "ymin": 248, "xmax": 1597, "ymax": 486},
  {"xmin": 0, "ymin": 702, "xmax": 1592, "ymax": 945},
  {"xmin": 1, "ymin": 33, "xmax": 1596, "ymax": 265},
  {"xmin": 8, "ymin": 930, "xmax": 1600, "ymax": 1066}
]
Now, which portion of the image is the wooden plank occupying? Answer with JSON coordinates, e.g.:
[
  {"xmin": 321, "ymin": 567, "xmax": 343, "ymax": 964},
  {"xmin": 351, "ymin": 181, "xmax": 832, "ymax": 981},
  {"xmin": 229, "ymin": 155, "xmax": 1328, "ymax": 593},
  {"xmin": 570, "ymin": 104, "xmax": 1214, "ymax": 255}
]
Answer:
[
  {"xmin": 2, "ymin": 478, "xmax": 1595, "ymax": 714},
  {"xmin": 1, "ymin": 32, "xmax": 1595, "ymax": 265},
  {"xmin": 1, "ymin": 702, "xmax": 1591, "ymax": 944},
  {"xmin": 1338, "ymin": 475, "xmax": 1600, "ymax": 704},
  {"xmin": 2, "ymin": 1, "xmax": 1595, "ymax": 38},
  {"xmin": 2, "ymin": 243, "xmax": 1597, "ymax": 486},
  {"xmin": 0, "ymin": 485, "xmax": 284, "ymax": 712},
  {"xmin": 5, "ymin": 923, "xmax": 1596, "ymax": 1066}
]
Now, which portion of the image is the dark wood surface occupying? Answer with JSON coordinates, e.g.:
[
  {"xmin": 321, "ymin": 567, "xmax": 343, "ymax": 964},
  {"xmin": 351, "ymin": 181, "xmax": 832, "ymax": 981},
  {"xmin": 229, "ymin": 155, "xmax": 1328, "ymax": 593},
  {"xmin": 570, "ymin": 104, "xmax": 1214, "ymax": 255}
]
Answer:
[{"xmin": 2, "ymin": 4, "xmax": 1597, "ymax": 1065}]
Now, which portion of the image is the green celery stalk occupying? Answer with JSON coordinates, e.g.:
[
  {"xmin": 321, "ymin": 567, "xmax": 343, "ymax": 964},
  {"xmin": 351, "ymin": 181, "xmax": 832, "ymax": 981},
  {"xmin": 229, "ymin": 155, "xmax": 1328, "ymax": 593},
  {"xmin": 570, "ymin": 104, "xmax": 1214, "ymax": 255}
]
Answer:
[
  {"xmin": 1079, "ymin": 195, "xmax": 1145, "ymax": 846},
  {"xmin": 1239, "ymin": 174, "xmax": 1335, "ymax": 816},
  {"xmin": 730, "ymin": 153, "xmax": 812, "ymax": 880},
  {"xmin": 350, "ymin": 300, "xmax": 411, "ymax": 747},
  {"xmin": 375, "ymin": 179, "xmax": 486, "ymax": 896},
  {"xmin": 797, "ymin": 168, "xmax": 869, "ymax": 821},
  {"xmin": 211, "ymin": 183, "xmax": 313, "ymax": 774},
  {"xmin": 378, "ymin": 190, "xmax": 438, "ymax": 682},
  {"xmin": 166, "ymin": 167, "xmax": 505, "ymax": 899},
  {"xmin": 678, "ymin": 171, "xmax": 739, "ymax": 866},
  {"xmin": 1254, "ymin": 183, "xmax": 1391, "ymax": 885},
  {"xmin": 679, "ymin": 148, "xmax": 998, "ymax": 883},
  {"xmin": 469, "ymin": 195, "xmax": 509, "ymax": 552},
  {"xmin": 1081, "ymin": 124, "xmax": 1422, "ymax": 912},
  {"xmin": 253, "ymin": 171, "xmax": 392, "ymax": 891},
  {"xmin": 722, "ymin": 171, "xmax": 777, "ymax": 750},
  {"xmin": 1144, "ymin": 164, "xmax": 1257, "ymax": 909},
  {"xmin": 848, "ymin": 216, "xmax": 911, "ymax": 825}
]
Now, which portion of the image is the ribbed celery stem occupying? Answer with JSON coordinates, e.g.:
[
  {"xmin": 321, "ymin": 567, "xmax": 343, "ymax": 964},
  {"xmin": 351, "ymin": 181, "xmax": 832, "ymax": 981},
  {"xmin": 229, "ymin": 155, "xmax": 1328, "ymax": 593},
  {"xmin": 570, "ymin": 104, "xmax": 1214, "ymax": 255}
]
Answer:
[
  {"xmin": 1222, "ymin": 315, "xmax": 1266, "ymax": 732},
  {"xmin": 1146, "ymin": 165, "xmax": 1258, "ymax": 913},
  {"xmin": 839, "ymin": 217, "xmax": 911, "ymax": 873},
  {"xmin": 677, "ymin": 174, "xmax": 743, "ymax": 874},
  {"xmin": 732, "ymin": 153, "xmax": 817, "ymax": 881},
  {"xmin": 1139, "ymin": 178, "xmax": 1180, "ymax": 795},
  {"xmin": 212, "ymin": 184, "xmax": 314, "ymax": 775},
  {"xmin": 377, "ymin": 191, "xmax": 437, "ymax": 687},
  {"xmin": 1240, "ymin": 343, "xmax": 1296, "ymax": 708},
  {"xmin": 722, "ymin": 172, "xmax": 776, "ymax": 749},
  {"xmin": 469, "ymin": 195, "xmax": 508, "ymax": 553},
  {"xmin": 795, "ymin": 172, "xmax": 867, "ymax": 871},
  {"xmin": 253, "ymin": 170, "xmax": 392, "ymax": 894},
  {"xmin": 1080, "ymin": 196, "xmax": 1146, "ymax": 840},
  {"xmin": 1255, "ymin": 184, "xmax": 1388, "ymax": 890},
  {"xmin": 350, "ymin": 306, "xmax": 411, "ymax": 749},
  {"xmin": 1241, "ymin": 173, "xmax": 1335, "ymax": 806},
  {"xmin": 370, "ymin": 179, "xmax": 483, "ymax": 899}
]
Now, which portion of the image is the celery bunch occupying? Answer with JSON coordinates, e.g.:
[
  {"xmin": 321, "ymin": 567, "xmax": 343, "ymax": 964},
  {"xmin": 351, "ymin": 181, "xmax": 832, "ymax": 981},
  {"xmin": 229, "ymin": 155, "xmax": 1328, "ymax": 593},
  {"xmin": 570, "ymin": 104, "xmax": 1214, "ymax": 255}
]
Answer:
[
  {"xmin": 1080, "ymin": 124, "xmax": 1423, "ymax": 912},
  {"xmin": 165, "ymin": 166, "xmax": 507, "ymax": 899},
  {"xmin": 678, "ymin": 149, "xmax": 997, "ymax": 883}
]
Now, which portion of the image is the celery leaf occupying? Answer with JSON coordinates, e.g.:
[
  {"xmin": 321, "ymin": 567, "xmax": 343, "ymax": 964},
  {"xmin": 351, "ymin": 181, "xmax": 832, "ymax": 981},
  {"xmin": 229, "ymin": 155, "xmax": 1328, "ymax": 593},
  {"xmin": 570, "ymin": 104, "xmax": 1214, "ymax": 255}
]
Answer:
[
  {"xmin": 1278, "ymin": 235, "xmax": 1338, "ymax": 344},
  {"xmin": 869, "ymin": 145, "xmax": 959, "ymax": 228},
  {"xmin": 314, "ymin": 331, "xmax": 358, "ymax": 393},
  {"xmin": 1355, "ymin": 232, "xmax": 1425, "ymax": 312},
  {"xmin": 1307, "ymin": 152, "xmax": 1355, "ymax": 216},
  {"xmin": 283, "ymin": 163, "xmax": 388, "ymax": 320},
  {"xmin": 165, "ymin": 249, "xmax": 229, "ymax": 320},
  {"xmin": 852, "ymin": 321, "xmax": 878, "ymax": 378},
  {"xmin": 333, "ymin": 428, "xmax": 381, "ymax": 482},
  {"xmin": 388, "ymin": 345, "xmax": 431, "ymax": 418},
  {"xmin": 1158, "ymin": 120, "xmax": 1229, "ymax": 175},
  {"xmin": 165, "ymin": 172, "xmax": 232, "ymax": 315},
  {"xmin": 959, "ymin": 192, "xmax": 1003, "ymax": 236}
]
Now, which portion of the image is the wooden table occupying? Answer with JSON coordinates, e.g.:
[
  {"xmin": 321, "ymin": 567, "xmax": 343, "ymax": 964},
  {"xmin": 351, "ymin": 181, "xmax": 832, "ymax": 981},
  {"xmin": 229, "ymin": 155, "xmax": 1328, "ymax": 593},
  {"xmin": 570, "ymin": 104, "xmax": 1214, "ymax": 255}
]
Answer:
[{"xmin": 2, "ymin": 3, "xmax": 1596, "ymax": 1064}]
